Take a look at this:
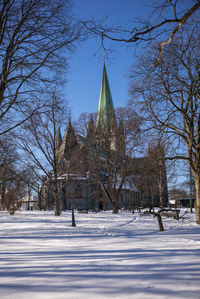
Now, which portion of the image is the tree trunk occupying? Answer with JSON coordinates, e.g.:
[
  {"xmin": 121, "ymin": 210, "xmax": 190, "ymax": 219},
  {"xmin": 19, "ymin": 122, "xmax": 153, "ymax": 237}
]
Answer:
[
  {"xmin": 194, "ymin": 175, "xmax": 200, "ymax": 224},
  {"xmin": 54, "ymin": 192, "xmax": 61, "ymax": 216},
  {"xmin": 72, "ymin": 205, "xmax": 76, "ymax": 227},
  {"xmin": 159, "ymin": 180, "xmax": 163, "ymax": 209},
  {"xmin": 151, "ymin": 187, "xmax": 155, "ymax": 209},
  {"xmin": 0, "ymin": 184, "xmax": 6, "ymax": 211},
  {"xmin": 190, "ymin": 198, "xmax": 193, "ymax": 213},
  {"xmin": 55, "ymin": 205, "xmax": 60, "ymax": 216},
  {"xmin": 112, "ymin": 202, "xmax": 119, "ymax": 214},
  {"xmin": 157, "ymin": 214, "xmax": 164, "ymax": 231},
  {"xmin": 54, "ymin": 181, "xmax": 61, "ymax": 216},
  {"xmin": 54, "ymin": 194, "xmax": 61, "ymax": 215},
  {"xmin": 190, "ymin": 169, "xmax": 193, "ymax": 213},
  {"xmin": 141, "ymin": 193, "xmax": 144, "ymax": 209}
]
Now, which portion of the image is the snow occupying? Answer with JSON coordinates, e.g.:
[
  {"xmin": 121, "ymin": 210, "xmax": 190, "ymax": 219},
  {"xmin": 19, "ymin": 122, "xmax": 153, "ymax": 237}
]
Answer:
[{"xmin": 0, "ymin": 210, "xmax": 200, "ymax": 299}]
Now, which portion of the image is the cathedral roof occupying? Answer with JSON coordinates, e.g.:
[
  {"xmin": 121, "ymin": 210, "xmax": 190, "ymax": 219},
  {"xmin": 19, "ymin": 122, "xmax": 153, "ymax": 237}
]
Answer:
[{"xmin": 96, "ymin": 64, "xmax": 115, "ymax": 129}]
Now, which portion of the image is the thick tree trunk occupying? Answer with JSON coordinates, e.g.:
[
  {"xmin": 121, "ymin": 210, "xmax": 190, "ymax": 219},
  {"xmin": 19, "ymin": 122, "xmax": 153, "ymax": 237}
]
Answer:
[
  {"xmin": 54, "ymin": 180, "xmax": 61, "ymax": 216},
  {"xmin": 194, "ymin": 175, "xmax": 200, "ymax": 224},
  {"xmin": 0, "ymin": 184, "xmax": 5, "ymax": 210},
  {"xmin": 151, "ymin": 187, "xmax": 155, "ymax": 209},
  {"xmin": 55, "ymin": 204, "xmax": 60, "ymax": 216},
  {"xmin": 159, "ymin": 181, "xmax": 163, "ymax": 209},
  {"xmin": 190, "ymin": 169, "xmax": 193, "ymax": 213},
  {"xmin": 112, "ymin": 202, "xmax": 119, "ymax": 214}
]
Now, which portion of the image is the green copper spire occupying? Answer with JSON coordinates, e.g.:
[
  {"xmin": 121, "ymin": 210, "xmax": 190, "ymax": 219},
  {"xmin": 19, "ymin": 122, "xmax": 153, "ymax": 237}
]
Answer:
[{"xmin": 96, "ymin": 64, "xmax": 115, "ymax": 129}]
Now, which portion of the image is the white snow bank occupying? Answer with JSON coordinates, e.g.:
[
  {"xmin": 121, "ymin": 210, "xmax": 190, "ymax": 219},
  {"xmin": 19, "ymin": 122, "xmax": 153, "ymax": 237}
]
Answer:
[{"xmin": 0, "ymin": 210, "xmax": 200, "ymax": 299}]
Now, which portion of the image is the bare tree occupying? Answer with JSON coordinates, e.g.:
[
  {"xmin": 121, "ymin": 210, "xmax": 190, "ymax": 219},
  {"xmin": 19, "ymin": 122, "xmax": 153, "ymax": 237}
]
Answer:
[
  {"xmin": 115, "ymin": 106, "xmax": 143, "ymax": 156},
  {"xmin": 86, "ymin": 116, "xmax": 126, "ymax": 213},
  {"xmin": 0, "ymin": 0, "xmax": 81, "ymax": 135},
  {"xmin": 129, "ymin": 21, "xmax": 200, "ymax": 224},
  {"xmin": 0, "ymin": 136, "xmax": 17, "ymax": 210},
  {"xmin": 147, "ymin": 139, "xmax": 168, "ymax": 208},
  {"xmin": 130, "ymin": 138, "xmax": 169, "ymax": 210},
  {"xmin": 74, "ymin": 108, "xmax": 142, "ymax": 213},
  {"xmin": 17, "ymin": 93, "xmax": 67, "ymax": 216},
  {"xmin": 82, "ymin": 0, "xmax": 200, "ymax": 65},
  {"xmin": 0, "ymin": 136, "xmax": 35, "ymax": 214}
]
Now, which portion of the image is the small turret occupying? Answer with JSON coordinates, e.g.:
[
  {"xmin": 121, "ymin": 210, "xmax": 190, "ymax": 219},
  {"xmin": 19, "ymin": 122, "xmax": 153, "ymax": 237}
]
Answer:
[{"xmin": 86, "ymin": 115, "xmax": 95, "ymax": 141}]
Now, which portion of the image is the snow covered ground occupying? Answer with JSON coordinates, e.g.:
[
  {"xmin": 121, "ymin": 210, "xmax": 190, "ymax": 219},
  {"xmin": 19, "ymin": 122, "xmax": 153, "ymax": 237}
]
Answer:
[{"xmin": 0, "ymin": 210, "xmax": 200, "ymax": 299}]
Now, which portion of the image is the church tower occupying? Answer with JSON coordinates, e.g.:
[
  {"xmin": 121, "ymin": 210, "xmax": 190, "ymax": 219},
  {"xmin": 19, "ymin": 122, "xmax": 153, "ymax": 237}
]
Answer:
[
  {"xmin": 96, "ymin": 64, "xmax": 117, "ymax": 150},
  {"xmin": 96, "ymin": 64, "xmax": 116, "ymax": 130}
]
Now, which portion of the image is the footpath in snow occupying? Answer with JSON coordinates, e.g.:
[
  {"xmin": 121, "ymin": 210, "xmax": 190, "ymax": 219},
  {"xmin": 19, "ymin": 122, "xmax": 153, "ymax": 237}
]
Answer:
[{"xmin": 0, "ymin": 210, "xmax": 200, "ymax": 299}]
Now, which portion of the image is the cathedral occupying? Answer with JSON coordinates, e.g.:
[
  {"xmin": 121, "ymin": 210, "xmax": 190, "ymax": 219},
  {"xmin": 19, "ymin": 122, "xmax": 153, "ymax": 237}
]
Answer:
[{"xmin": 38, "ymin": 64, "xmax": 168, "ymax": 211}]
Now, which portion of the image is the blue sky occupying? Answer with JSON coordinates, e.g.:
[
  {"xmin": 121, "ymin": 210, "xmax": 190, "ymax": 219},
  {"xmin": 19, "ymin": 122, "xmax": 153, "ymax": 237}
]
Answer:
[{"xmin": 65, "ymin": 0, "xmax": 150, "ymax": 120}]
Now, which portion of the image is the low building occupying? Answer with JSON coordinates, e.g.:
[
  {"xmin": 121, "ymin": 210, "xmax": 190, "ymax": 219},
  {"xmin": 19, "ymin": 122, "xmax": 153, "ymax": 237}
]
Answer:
[{"xmin": 20, "ymin": 195, "xmax": 38, "ymax": 210}]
